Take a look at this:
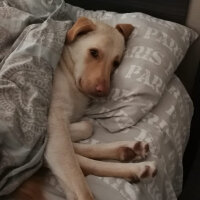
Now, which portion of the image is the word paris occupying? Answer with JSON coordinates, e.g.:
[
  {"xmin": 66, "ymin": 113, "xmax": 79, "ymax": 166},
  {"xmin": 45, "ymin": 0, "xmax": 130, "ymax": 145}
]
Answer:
[{"xmin": 126, "ymin": 27, "xmax": 183, "ymax": 64}]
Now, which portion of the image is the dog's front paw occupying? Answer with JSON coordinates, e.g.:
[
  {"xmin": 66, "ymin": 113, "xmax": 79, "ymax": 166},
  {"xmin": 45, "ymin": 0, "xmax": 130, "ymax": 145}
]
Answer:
[
  {"xmin": 118, "ymin": 141, "xmax": 149, "ymax": 162},
  {"xmin": 128, "ymin": 161, "xmax": 157, "ymax": 183}
]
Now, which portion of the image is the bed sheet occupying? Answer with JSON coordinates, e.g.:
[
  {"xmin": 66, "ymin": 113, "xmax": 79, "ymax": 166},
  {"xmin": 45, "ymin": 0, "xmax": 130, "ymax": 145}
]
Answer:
[{"xmin": 39, "ymin": 76, "xmax": 193, "ymax": 200}]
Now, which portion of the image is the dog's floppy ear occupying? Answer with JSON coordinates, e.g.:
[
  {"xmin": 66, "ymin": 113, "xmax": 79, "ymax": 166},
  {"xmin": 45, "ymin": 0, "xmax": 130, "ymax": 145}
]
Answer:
[
  {"xmin": 115, "ymin": 24, "xmax": 134, "ymax": 41},
  {"xmin": 66, "ymin": 17, "xmax": 96, "ymax": 43}
]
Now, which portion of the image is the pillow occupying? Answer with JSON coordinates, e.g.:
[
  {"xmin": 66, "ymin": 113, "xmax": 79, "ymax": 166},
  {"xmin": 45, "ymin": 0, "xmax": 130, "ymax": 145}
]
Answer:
[{"xmin": 65, "ymin": 4, "xmax": 198, "ymax": 132}]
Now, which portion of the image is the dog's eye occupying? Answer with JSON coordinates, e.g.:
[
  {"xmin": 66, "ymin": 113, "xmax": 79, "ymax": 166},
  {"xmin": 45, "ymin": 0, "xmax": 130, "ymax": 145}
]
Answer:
[
  {"xmin": 113, "ymin": 60, "xmax": 120, "ymax": 68},
  {"xmin": 89, "ymin": 48, "xmax": 99, "ymax": 58}
]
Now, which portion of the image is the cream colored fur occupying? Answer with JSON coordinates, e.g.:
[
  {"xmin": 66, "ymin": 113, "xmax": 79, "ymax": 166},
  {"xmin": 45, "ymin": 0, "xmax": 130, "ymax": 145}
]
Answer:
[{"xmin": 45, "ymin": 17, "xmax": 157, "ymax": 200}]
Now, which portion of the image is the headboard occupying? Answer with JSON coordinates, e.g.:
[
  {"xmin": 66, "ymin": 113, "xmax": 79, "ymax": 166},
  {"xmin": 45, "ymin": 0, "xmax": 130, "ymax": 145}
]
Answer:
[
  {"xmin": 66, "ymin": 0, "xmax": 200, "ymax": 94},
  {"xmin": 66, "ymin": 0, "xmax": 189, "ymax": 24}
]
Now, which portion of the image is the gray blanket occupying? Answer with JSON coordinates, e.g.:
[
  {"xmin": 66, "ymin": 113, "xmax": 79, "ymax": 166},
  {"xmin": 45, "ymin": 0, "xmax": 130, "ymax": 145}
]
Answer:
[
  {"xmin": 0, "ymin": 0, "xmax": 71, "ymax": 196},
  {"xmin": 0, "ymin": 0, "xmax": 194, "ymax": 200}
]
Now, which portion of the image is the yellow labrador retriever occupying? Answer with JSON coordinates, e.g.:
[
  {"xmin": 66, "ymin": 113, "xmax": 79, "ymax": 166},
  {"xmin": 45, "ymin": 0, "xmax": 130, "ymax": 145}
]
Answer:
[{"xmin": 14, "ymin": 17, "xmax": 157, "ymax": 200}]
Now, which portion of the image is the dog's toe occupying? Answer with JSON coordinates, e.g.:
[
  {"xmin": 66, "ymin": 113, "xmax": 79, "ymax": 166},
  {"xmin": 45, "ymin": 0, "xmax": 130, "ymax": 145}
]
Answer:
[
  {"xmin": 118, "ymin": 147, "xmax": 136, "ymax": 162},
  {"xmin": 139, "ymin": 161, "xmax": 157, "ymax": 179},
  {"xmin": 133, "ymin": 141, "xmax": 150, "ymax": 160}
]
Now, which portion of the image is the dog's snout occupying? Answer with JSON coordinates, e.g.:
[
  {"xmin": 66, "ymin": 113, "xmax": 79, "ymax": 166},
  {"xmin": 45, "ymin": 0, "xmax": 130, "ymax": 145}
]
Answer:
[
  {"xmin": 95, "ymin": 84, "xmax": 104, "ymax": 95},
  {"xmin": 95, "ymin": 80, "xmax": 109, "ymax": 96}
]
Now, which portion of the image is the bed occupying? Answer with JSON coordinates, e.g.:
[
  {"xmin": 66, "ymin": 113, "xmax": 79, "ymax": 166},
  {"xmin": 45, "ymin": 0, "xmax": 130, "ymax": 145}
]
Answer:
[{"xmin": 0, "ymin": 0, "xmax": 199, "ymax": 200}]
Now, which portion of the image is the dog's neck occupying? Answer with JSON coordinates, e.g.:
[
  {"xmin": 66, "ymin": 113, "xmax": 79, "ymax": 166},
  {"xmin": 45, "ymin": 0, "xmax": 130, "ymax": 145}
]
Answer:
[
  {"xmin": 60, "ymin": 46, "xmax": 76, "ymax": 81},
  {"xmin": 57, "ymin": 46, "xmax": 90, "ymax": 122}
]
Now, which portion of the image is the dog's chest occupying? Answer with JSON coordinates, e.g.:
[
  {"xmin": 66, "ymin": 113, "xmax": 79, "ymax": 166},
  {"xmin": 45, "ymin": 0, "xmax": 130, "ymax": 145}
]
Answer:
[
  {"xmin": 63, "ymin": 72, "xmax": 89, "ymax": 122},
  {"xmin": 52, "ymin": 65, "xmax": 89, "ymax": 123},
  {"xmin": 69, "ymin": 90, "xmax": 89, "ymax": 122}
]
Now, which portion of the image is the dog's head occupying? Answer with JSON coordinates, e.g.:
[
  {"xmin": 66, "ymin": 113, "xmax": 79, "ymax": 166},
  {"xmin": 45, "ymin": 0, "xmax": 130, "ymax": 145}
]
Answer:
[{"xmin": 65, "ymin": 17, "xmax": 134, "ymax": 97}]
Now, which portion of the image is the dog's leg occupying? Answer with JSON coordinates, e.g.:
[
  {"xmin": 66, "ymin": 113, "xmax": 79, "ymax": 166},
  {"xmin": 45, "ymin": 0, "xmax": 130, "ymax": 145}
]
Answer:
[
  {"xmin": 77, "ymin": 154, "xmax": 157, "ymax": 182},
  {"xmin": 74, "ymin": 141, "xmax": 149, "ymax": 162},
  {"xmin": 70, "ymin": 121, "xmax": 93, "ymax": 142},
  {"xmin": 45, "ymin": 70, "xmax": 94, "ymax": 200},
  {"xmin": 46, "ymin": 116, "xmax": 94, "ymax": 200}
]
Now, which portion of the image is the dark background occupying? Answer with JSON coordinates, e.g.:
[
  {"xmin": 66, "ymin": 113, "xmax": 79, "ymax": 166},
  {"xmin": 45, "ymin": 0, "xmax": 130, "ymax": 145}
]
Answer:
[{"xmin": 66, "ymin": 0, "xmax": 189, "ymax": 24}]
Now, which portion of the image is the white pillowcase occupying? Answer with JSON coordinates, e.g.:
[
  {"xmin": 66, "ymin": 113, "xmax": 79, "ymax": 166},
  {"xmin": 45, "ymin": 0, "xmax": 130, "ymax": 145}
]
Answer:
[{"xmin": 65, "ymin": 4, "xmax": 198, "ymax": 132}]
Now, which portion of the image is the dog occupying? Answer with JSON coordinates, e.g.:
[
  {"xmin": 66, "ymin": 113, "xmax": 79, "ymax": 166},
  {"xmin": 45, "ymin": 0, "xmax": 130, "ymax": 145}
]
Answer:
[{"xmin": 13, "ymin": 17, "xmax": 157, "ymax": 200}]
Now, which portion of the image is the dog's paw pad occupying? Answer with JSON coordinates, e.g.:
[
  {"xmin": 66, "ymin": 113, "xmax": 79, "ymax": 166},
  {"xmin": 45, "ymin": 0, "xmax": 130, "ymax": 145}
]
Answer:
[
  {"xmin": 133, "ymin": 141, "xmax": 142, "ymax": 152},
  {"xmin": 144, "ymin": 143, "xmax": 149, "ymax": 154},
  {"xmin": 118, "ymin": 147, "xmax": 136, "ymax": 162},
  {"xmin": 116, "ymin": 141, "xmax": 150, "ymax": 162},
  {"xmin": 140, "ymin": 165, "xmax": 150, "ymax": 178},
  {"xmin": 152, "ymin": 168, "xmax": 158, "ymax": 177},
  {"xmin": 133, "ymin": 141, "xmax": 149, "ymax": 159},
  {"xmin": 139, "ymin": 162, "xmax": 157, "ymax": 179},
  {"xmin": 129, "ymin": 175, "xmax": 140, "ymax": 184}
]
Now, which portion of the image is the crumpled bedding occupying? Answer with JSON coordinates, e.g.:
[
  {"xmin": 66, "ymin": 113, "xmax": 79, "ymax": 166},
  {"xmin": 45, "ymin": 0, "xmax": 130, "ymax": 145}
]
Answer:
[
  {"xmin": 0, "ymin": 0, "xmax": 71, "ymax": 196},
  {"xmin": 38, "ymin": 75, "xmax": 193, "ymax": 200},
  {"xmin": 0, "ymin": 0, "xmax": 194, "ymax": 199}
]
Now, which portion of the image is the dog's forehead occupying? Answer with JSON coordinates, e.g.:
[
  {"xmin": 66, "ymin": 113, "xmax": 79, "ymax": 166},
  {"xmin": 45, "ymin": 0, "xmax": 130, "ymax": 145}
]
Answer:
[
  {"xmin": 95, "ymin": 22, "xmax": 123, "ymax": 41},
  {"xmin": 88, "ymin": 23, "xmax": 125, "ymax": 54}
]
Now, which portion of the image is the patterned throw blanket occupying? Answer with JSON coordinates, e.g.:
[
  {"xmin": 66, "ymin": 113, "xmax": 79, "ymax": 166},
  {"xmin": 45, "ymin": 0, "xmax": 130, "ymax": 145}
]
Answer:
[{"xmin": 0, "ymin": 0, "xmax": 71, "ymax": 196}]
